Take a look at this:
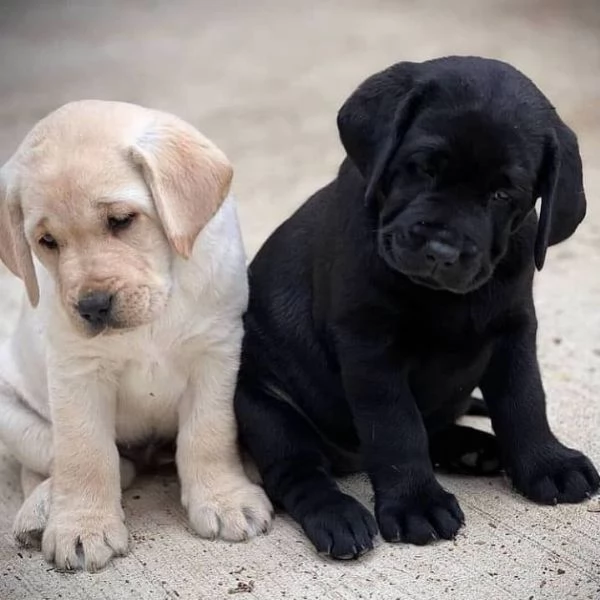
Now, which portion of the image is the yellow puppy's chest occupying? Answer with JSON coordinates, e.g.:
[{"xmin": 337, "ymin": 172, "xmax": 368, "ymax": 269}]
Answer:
[{"xmin": 115, "ymin": 354, "xmax": 188, "ymax": 444}]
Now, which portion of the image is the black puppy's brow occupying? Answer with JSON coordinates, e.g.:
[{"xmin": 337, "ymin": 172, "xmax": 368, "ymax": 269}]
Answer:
[
  {"xmin": 499, "ymin": 168, "xmax": 532, "ymax": 194},
  {"xmin": 401, "ymin": 135, "xmax": 448, "ymax": 156}
]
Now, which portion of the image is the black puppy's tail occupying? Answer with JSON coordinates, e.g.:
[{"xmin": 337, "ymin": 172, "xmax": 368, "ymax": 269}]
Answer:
[{"xmin": 466, "ymin": 396, "xmax": 489, "ymax": 417}]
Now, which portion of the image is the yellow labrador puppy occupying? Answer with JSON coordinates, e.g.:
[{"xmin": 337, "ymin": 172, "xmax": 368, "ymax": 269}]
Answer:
[{"xmin": 0, "ymin": 100, "xmax": 272, "ymax": 571}]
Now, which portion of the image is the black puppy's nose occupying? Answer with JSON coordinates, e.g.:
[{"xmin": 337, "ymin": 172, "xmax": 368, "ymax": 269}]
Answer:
[
  {"xmin": 424, "ymin": 240, "xmax": 461, "ymax": 267},
  {"xmin": 77, "ymin": 292, "xmax": 113, "ymax": 327}
]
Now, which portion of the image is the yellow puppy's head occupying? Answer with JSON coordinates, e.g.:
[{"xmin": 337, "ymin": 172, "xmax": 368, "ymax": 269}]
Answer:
[{"xmin": 0, "ymin": 100, "xmax": 232, "ymax": 335}]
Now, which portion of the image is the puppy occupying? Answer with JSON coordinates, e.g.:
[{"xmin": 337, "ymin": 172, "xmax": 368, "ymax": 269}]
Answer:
[
  {"xmin": 0, "ymin": 100, "xmax": 272, "ymax": 571},
  {"xmin": 235, "ymin": 57, "xmax": 599, "ymax": 560}
]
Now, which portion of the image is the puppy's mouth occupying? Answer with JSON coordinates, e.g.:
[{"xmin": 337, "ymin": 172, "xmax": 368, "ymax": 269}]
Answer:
[
  {"xmin": 405, "ymin": 272, "xmax": 486, "ymax": 294},
  {"xmin": 379, "ymin": 232, "xmax": 490, "ymax": 294},
  {"xmin": 71, "ymin": 285, "xmax": 170, "ymax": 337},
  {"xmin": 406, "ymin": 273, "xmax": 448, "ymax": 291},
  {"xmin": 100, "ymin": 321, "xmax": 141, "ymax": 335},
  {"xmin": 73, "ymin": 306, "xmax": 159, "ymax": 338},
  {"xmin": 79, "ymin": 319, "xmax": 137, "ymax": 339}
]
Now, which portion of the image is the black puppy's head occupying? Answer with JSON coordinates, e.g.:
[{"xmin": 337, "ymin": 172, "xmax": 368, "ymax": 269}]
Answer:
[{"xmin": 338, "ymin": 57, "xmax": 586, "ymax": 293}]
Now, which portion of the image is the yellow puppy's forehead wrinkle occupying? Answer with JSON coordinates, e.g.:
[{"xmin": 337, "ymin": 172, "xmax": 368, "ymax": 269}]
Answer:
[
  {"xmin": 14, "ymin": 100, "xmax": 149, "ymax": 174},
  {"xmin": 12, "ymin": 101, "xmax": 160, "ymax": 209},
  {"xmin": 19, "ymin": 151, "xmax": 152, "ymax": 218}
]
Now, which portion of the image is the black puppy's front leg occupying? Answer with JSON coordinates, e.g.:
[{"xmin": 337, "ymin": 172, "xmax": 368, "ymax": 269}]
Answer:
[
  {"xmin": 337, "ymin": 328, "xmax": 464, "ymax": 545},
  {"xmin": 481, "ymin": 316, "xmax": 599, "ymax": 503}
]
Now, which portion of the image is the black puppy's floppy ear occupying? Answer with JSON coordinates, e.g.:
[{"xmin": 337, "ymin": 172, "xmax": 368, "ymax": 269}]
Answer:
[
  {"xmin": 535, "ymin": 123, "xmax": 586, "ymax": 270},
  {"xmin": 337, "ymin": 63, "xmax": 423, "ymax": 206}
]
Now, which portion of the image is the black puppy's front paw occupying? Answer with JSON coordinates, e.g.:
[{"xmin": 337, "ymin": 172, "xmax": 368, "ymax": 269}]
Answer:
[
  {"xmin": 376, "ymin": 482, "xmax": 464, "ymax": 545},
  {"xmin": 300, "ymin": 491, "xmax": 378, "ymax": 560},
  {"xmin": 510, "ymin": 443, "xmax": 600, "ymax": 504}
]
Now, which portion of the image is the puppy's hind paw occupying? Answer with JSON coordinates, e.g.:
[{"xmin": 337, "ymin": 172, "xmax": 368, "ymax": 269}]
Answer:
[
  {"xmin": 430, "ymin": 425, "xmax": 502, "ymax": 476},
  {"xmin": 184, "ymin": 478, "xmax": 273, "ymax": 542},
  {"xmin": 13, "ymin": 478, "xmax": 52, "ymax": 548}
]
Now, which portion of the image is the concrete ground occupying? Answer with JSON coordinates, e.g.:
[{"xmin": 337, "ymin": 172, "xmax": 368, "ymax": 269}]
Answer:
[{"xmin": 0, "ymin": 0, "xmax": 599, "ymax": 598}]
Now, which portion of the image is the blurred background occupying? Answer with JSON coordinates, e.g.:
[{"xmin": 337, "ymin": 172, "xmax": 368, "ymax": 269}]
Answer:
[
  {"xmin": 1, "ymin": 0, "xmax": 599, "ymax": 258},
  {"xmin": 0, "ymin": 2, "xmax": 599, "ymax": 599}
]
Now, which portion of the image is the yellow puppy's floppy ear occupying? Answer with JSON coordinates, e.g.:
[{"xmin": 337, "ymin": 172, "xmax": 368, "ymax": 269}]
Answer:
[
  {"xmin": 0, "ymin": 167, "xmax": 39, "ymax": 306},
  {"xmin": 131, "ymin": 114, "xmax": 233, "ymax": 258}
]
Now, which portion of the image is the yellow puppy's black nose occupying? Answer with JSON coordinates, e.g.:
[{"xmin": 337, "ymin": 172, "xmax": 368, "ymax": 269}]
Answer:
[{"xmin": 77, "ymin": 292, "xmax": 113, "ymax": 327}]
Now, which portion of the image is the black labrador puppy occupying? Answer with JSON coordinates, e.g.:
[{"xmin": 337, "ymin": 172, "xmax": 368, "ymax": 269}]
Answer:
[{"xmin": 235, "ymin": 56, "xmax": 599, "ymax": 559}]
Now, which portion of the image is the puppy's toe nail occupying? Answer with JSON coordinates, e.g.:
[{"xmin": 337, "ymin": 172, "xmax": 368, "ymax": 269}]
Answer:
[
  {"xmin": 242, "ymin": 507, "xmax": 259, "ymax": 525},
  {"xmin": 337, "ymin": 553, "xmax": 356, "ymax": 560},
  {"xmin": 460, "ymin": 452, "xmax": 479, "ymax": 468},
  {"xmin": 15, "ymin": 529, "xmax": 43, "ymax": 548}
]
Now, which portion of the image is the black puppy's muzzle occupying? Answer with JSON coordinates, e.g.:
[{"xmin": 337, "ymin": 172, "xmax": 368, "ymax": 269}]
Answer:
[{"xmin": 380, "ymin": 221, "xmax": 484, "ymax": 293}]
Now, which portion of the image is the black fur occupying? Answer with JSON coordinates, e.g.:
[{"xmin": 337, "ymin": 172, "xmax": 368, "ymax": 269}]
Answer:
[{"xmin": 235, "ymin": 57, "xmax": 598, "ymax": 559}]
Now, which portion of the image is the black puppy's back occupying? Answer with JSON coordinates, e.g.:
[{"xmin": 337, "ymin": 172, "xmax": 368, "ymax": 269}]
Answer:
[{"xmin": 242, "ymin": 176, "xmax": 361, "ymax": 451}]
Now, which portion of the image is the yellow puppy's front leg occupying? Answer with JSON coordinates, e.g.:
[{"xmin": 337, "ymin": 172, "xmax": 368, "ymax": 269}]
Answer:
[
  {"xmin": 177, "ymin": 342, "xmax": 273, "ymax": 542},
  {"xmin": 42, "ymin": 360, "xmax": 128, "ymax": 572}
]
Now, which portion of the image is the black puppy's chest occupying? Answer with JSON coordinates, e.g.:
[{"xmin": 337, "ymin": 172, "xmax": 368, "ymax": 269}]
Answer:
[
  {"xmin": 407, "ymin": 339, "xmax": 493, "ymax": 425},
  {"xmin": 387, "ymin": 292, "xmax": 502, "ymax": 419}
]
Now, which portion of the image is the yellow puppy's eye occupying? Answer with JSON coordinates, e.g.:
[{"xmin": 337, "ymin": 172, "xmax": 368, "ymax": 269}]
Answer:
[
  {"xmin": 39, "ymin": 233, "xmax": 58, "ymax": 249},
  {"xmin": 108, "ymin": 213, "xmax": 136, "ymax": 232}
]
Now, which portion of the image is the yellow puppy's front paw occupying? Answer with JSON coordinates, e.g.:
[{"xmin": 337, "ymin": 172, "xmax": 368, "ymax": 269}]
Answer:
[
  {"xmin": 42, "ymin": 509, "xmax": 129, "ymax": 572},
  {"xmin": 183, "ymin": 478, "xmax": 273, "ymax": 542}
]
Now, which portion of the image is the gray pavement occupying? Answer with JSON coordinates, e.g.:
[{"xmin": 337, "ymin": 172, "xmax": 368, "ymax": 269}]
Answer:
[{"xmin": 0, "ymin": 1, "xmax": 599, "ymax": 598}]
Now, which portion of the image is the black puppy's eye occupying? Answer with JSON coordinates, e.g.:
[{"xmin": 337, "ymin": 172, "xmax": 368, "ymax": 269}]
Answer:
[
  {"xmin": 419, "ymin": 164, "xmax": 436, "ymax": 178},
  {"xmin": 407, "ymin": 160, "xmax": 436, "ymax": 179},
  {"xmin": 108, "ymin": 213, "xmax": 136, "ymax": 232},
  {"xmin": 39, "ymin": 233, "xmax": 58, "ymax": 250},
  {"xmin": 493, "ymin": 190, "xmax": 511, "ymax": 203}
]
